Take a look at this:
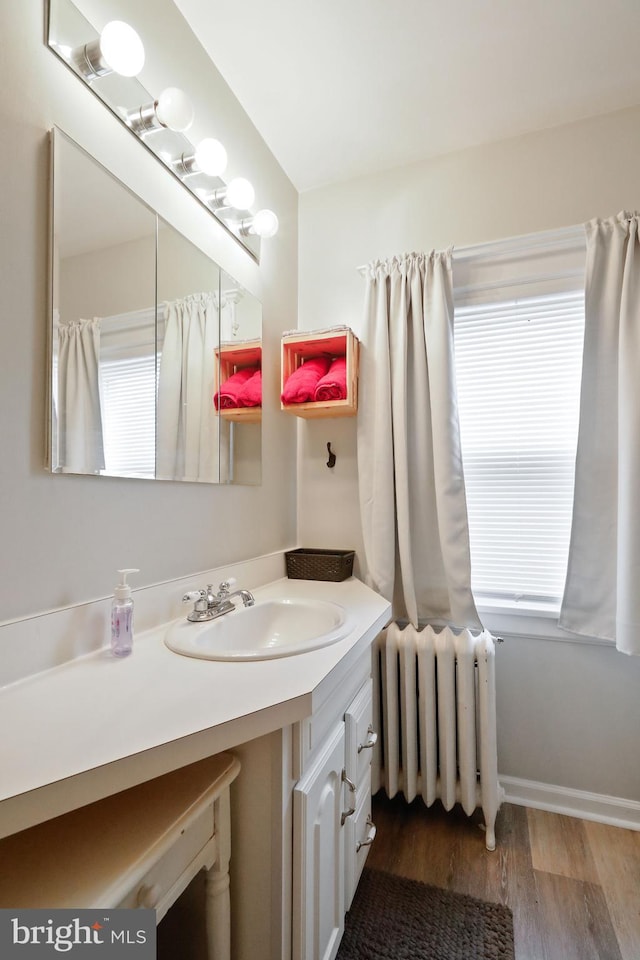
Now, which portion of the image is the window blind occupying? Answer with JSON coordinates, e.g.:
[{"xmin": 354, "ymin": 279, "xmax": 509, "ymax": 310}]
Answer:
[
  {"xmin": 454, "ymin": 290, "xmax": 585, "ymax": 608},
  {"xmin": 100, "ymin": 355, "xmax": 156, "ymax": 479}
]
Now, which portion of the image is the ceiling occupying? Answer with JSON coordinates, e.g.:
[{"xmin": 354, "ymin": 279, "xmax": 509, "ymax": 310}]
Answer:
[{"xmin": 174, "ymin": 0, "xmax": 640, "ymax": 193}]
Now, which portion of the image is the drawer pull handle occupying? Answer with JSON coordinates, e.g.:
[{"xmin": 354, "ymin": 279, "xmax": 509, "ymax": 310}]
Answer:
[
  {"xmin": 137, "ymin": 883, "xmax": 161, "ymax": 909},
  {"xmin": 357, "ymin": 725, "xmax": 378, "ymax": 753},
  {"xmin": 356, "ymin": 817, "xmax": 377, "ymax": 852},
  {"xmin": 341, "ymin": 770, "xmax": 356, "ymax": 825}
]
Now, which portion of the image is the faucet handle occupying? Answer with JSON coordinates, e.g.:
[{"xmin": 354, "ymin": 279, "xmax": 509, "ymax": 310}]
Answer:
[
  {"xmin": 183, "ymin": 590, "xmax": 204, "ymax": 602},
  {"xmin": 217, "ymin": 577, "xmax": 237, "ymax": 596}
]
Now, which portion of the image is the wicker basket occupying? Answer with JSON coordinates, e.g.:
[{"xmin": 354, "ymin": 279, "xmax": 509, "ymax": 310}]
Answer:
[{"xmin": 285, "ymin": 548, "xmax": 355, "ymax": 582}]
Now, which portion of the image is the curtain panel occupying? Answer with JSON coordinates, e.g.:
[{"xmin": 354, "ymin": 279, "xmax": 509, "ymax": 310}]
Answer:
[
  {"xmin": 560, "ymin": 212, "xmax": 640, "ymax": 655},
  {"xmin": 357, "ymin": 251, "xmax": 481, "ymax": 631}
]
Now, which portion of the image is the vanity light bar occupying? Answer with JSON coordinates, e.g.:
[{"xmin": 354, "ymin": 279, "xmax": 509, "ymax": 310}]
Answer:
[{"xmin": 48, "ymin": 0, "xmax": 279, "ymax": 257}]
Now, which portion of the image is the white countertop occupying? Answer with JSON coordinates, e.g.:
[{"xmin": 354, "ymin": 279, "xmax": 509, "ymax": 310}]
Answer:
[{"xmin": 0, "ymin": 577, "xmax": 390, "ymax": 839}]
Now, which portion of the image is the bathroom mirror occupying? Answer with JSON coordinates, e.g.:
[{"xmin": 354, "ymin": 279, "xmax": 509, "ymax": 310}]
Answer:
[{"xmin": 49, "ymin": 128, "xmax": 262, "ymax": 484}]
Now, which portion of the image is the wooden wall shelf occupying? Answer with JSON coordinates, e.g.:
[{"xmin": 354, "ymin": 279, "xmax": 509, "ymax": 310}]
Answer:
[
  {"xmin": 215, "ymin": 340, "xmax": 262, "ymax": 423},
  {"xmin": 280, "ymin": 328, "xmax": 359, "ymax": 419}
]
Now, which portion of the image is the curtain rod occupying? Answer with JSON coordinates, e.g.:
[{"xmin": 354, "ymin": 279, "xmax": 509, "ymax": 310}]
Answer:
[{"xmin": 356, "ymin": 223, "xmax": 585, "ymax": 274}]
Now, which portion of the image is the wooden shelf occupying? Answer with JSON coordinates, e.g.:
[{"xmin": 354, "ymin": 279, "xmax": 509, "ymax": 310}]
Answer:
[
  {"xmin": 281, "ymin": 328, "xmax": 359, "ymax": 419},
  {"xmin": 215, "ymin": 339, "xmax": 262, "ymax": 423},
  {"xmin": 219, "ymin": 407, "xmax": 261, "ymax": 424}
]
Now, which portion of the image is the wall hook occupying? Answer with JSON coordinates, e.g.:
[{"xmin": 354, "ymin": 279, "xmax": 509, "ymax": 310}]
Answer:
[{"xmin": 326, "ymin": 442, "xmax": 336, "ymax": 468}]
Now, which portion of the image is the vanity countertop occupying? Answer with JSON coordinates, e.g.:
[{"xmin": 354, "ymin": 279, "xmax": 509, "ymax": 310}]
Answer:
[{"xmin": 0, "ymin": 577, "xmax": 390, "ymax": 839}]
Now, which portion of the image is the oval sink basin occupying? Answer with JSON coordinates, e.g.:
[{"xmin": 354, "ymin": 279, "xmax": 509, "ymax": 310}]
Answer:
[{"xmin": 164, "ymin": 598, "xmax": 350, "ymax": 661}]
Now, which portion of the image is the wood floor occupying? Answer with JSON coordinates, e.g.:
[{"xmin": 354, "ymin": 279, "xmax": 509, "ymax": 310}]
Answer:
[{"xmin": 367, "ymin": 792, "xmax": 640, "ymax": 960}]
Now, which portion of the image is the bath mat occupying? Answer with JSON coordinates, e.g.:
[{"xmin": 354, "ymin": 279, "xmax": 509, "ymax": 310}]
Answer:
[{"xmin": 336, "ymin": 868, "xmax": 515, "ymax": 960}]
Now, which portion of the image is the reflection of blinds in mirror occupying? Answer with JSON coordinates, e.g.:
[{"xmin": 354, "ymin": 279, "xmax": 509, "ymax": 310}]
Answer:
[
  {"xmin": 100, "ymin": 355, "xmax": 157, "ymax": 478},
  {"xmin": 99, "ymin": 305, "xmax": 161, "ymax": 479}
]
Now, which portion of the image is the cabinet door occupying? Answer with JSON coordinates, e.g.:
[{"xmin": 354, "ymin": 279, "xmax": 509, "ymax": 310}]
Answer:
[{"xmin": 293, "ymin": 723, "xmax": 346, "ymax": 960}]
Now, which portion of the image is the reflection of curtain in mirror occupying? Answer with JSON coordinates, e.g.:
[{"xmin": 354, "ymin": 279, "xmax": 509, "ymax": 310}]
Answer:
[
  {"xmin": 57, "ymin": 318, "xmax": 105, "ymax": 474},
  {"xmin": 156, "ymin": 293, "xmax": 218, "ymax": 482}
]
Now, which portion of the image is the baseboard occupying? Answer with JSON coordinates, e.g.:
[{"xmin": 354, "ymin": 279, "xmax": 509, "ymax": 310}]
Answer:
[{"xmin": 500, "ymin": 775, "xmax": 640, "ymax": 831}]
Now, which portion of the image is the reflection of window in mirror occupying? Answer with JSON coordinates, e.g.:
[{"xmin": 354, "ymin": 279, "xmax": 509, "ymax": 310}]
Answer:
[{"xmin": 99, "ymin": 305, "xmax": 157, "ymax": 478}]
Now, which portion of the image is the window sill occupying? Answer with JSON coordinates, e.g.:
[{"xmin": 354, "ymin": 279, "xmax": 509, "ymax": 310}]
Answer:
[{"xmin": 477, "ymin": 601, "xmax": 614, "ymax": 647}]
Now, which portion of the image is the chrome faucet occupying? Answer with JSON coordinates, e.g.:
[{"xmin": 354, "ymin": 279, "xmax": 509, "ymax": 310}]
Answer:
[{"xmin": 183, "ymin": 578, "xmax": 255, "ymax": 622}]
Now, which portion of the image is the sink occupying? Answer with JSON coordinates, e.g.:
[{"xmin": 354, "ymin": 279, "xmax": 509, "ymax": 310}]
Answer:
[{"xmin": 164, "ymin": 597, "xmax": 350, "ymax": 661}]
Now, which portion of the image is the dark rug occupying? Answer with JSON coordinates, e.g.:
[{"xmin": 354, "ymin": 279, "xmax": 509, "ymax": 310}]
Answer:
[{"xmin": 337, "ymin": 868, "xmax": 515, "ymax": 960}]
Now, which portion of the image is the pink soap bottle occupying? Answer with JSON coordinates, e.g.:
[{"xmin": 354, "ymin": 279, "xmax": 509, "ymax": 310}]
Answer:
[{"xmin": 110, "ymin": 568, "xmax": 139, "ymax": 658}]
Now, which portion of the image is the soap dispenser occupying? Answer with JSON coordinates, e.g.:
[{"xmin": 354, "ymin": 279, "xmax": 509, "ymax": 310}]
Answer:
[{"xmin": 111, "ymin": 568, "xmax": 140, "ymax": 658}]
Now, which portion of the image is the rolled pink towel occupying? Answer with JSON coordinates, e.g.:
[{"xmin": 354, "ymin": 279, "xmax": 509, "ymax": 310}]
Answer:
[
  {"xmin": 314, "ymin": 356, "xmax": 347, "ymax": 401},
  {"xmin": 213, "ymin": 366, "xmax": 257, "ymax": 410},
  {"xmin": 238, "ymin": 368, "xmax": 262, "ymax": 407},
  {"xmin": 281, "ymin": 356, "xmax": 331, "ymax": 404}
]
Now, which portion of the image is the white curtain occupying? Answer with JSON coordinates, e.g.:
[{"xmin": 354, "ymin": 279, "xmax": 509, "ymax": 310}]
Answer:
[
  {"xmin": 57, "ymin": 318, "xmax": 105, "ymax": 474},
  {"xmin": 357, "ymin": 251, "xmax": 481, "ymax": 630},
  {"xmin": 157, "ymin": 293, "xmax": 218, "ymax": 482},
  {"xmin": 560, "ymin": 212, "xmax": 640, "ymax": 655}
]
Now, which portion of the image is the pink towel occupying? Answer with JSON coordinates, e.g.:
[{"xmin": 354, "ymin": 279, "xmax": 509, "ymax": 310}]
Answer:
[
  {"xmin": 314, "ymin": 357, "xmax": 347, "ymax": 401},
  {"xmin": 237, "ymin": 368, "xmax": 262, "ymax": 407},
  {"xmin": 281, "ymin": 356, "xmax": 331, "ymax": 404},
  {"xmin": 213, "ymin": 366, "xmax": 257, "ymax": 410}
]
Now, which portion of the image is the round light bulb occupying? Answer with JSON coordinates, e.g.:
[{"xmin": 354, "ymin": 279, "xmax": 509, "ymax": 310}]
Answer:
[
  {"xmin": 99, "ymin": 21, "xmax": 145, "ymax": 77},
  {"xmin": 155, "ymin": 87, "xmax": 194, "ymax": 133},
  {"xmin": 225, "ymin": 177, "xmax": 255, "ymax": 210},
  {"xmin": 194, "ymin": 138, "xmax": 227, "ymax": 177},
  {"xmin": 252, "ymin": 209, "xmax": 279, "ymax": 239}
]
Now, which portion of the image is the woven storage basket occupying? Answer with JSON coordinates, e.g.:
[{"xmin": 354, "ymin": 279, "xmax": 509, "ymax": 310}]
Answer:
[{"xmin": 285, "ymin": 548, "xmax": 355, "ymax": 582}]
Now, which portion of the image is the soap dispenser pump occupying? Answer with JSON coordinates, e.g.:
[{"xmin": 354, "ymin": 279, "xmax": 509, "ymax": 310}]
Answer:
[{"xmin": 111, "ymin": 568, "xmax": 140, "ymax": 658}]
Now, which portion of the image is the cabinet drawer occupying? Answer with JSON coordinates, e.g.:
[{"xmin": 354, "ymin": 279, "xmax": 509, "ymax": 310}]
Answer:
[
  {"xmin": 344, "ymin": 770, "xmax": 375, "ymax": 911},
  {"xmin": 117, "ymin": 805, "xmax": 215, "ymax": 912},
  {"xmin": 345, "ymin": 678, "xmax": 375, "ymax": 785}
]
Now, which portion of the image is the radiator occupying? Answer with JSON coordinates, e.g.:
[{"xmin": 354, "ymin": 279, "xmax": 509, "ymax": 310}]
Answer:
[{"xmin": 373, "ymin": 622, "xmax": 503, "ymax": 851}]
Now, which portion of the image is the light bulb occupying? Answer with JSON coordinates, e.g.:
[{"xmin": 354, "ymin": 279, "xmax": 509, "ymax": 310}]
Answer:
[
  {"xmin": 99, "ymin": 21, "xmax": 145, "ymax": 77},
  {"xmin": 155, "ymin": 87, "xmax": 194, "ymax": 132},
  {"xmin": 194, "ymin": 138, "xmax": 227, "ymax": 177},
  {"xmin": 225, "ymin": 177, "xmax": 255, "ymax": 210},
  {"xmin": 252, "ymin": 209, "xmax": 279, "ymax": 239}
]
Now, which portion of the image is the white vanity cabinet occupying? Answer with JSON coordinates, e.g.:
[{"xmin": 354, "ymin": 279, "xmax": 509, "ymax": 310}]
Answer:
[{"xmin": 292, "ymin": 652, "xmax": 377, "ymax": 960}]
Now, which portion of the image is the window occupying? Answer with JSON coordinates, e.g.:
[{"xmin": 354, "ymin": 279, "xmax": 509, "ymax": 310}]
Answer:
[{"xmin": 453, "ymin": 229, "xmax": 586, "ymax": 613}]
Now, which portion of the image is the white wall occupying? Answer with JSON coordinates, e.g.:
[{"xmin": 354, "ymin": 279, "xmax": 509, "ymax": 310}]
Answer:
[
  {"xmin": 298, "ymin": 106, "xmax": 640, "ymax": 804},
  {"xmin": 0, "ymin": 1, "xmax": 297, "ymax": 622}
]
